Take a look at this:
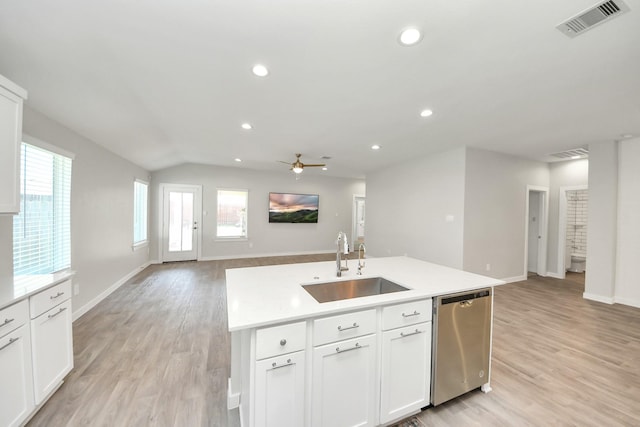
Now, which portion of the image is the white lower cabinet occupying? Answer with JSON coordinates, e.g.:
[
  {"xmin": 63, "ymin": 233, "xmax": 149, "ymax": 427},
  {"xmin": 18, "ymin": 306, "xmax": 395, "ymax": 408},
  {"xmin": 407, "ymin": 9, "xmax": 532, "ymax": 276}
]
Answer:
[
  {"xmin": 254, "ymin": 350, "xmax": 305, "ymax": 427},
  {"xmin": 379, "ymin": 322, "xmax": 431, "ymax": 424},
  {"xmin": 311, "ymin": 334, "xmax": 377, "ymax": 427},
  {"xmin": 0, "ymin": 324, "xmax": 35, "ymax": 427},
  {"xmin": 30, "ymin": 298, "xmax": 74, "ymax": 404}
]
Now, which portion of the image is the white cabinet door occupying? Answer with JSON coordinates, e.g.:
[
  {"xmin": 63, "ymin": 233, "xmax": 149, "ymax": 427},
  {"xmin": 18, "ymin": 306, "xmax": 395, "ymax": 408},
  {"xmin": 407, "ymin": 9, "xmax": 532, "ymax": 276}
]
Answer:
[
  {"xmin": 31, "ymin": 299, "xmax": 74, "ymax": 404},
  {"xmin": 254, "ymin": 350, "xmax": 305, "ymax": 427},
  {"xmin": 312, "ymin": 334, "xmax": 376, "ymax": 427},
  {"xmin": 0, "ymin": 324, "xmax": 35, "ymax": 427},
  {"xmin": 0, "ymin": 81, "xmax": 24, "ymax": 214},
  {"xmin": 379, "ymin": 322, "xmax": 431, "ymax": 424}
]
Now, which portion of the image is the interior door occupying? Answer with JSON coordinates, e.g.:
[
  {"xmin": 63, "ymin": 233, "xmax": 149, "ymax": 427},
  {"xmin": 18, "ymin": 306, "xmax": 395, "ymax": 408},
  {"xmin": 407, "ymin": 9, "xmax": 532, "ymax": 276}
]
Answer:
[
  {"xmin": 162, "ymin": 184, "xmax": 202, "ymax": 262},
  {"xmin": 352, "ymin": 196, "xmax": 366, "ymax": 250}
]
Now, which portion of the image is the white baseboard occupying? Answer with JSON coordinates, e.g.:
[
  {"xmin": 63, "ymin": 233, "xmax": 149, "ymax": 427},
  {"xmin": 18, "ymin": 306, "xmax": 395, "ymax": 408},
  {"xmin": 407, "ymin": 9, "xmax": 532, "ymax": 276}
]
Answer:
[
  {"xmin": 72, "ymin": 261, "xmax": 151, "ymax": 322},
  {"xmin": 227, "ymin": 378, "xmax": 240, "ymax": 409},
  {"xmin": 199, "ymin": 249, "xmax": 334, "ymax": 262},
  {"xmin": 501, "ymin": 275, "xmax": 527, "ymax": 283},
  {"xmin": 583, "ymin": 292, "xmax": 614, "ymax": 305},
  {"xmin": 613, "ymin": 296, "xmax": 640, "ymax": 309},
  {"xmin": 546, "ymin": 271, "xmax": 564, "ymax": 279}
]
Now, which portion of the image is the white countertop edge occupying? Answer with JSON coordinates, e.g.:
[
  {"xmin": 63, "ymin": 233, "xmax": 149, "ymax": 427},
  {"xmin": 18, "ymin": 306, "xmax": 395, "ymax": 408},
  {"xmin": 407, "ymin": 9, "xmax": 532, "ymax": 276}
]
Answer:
[{"xmin": 1, "ymin": 270, "xmax": 76, "ymax": 310}]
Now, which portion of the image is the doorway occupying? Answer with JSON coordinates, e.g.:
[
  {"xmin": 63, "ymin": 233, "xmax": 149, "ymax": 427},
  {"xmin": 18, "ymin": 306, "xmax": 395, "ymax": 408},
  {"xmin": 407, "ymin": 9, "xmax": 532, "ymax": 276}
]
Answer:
[
  {"xmin": 557, "ymin": 185, "xmax": 588, "ymax": 279},
  {"xmin": 524, "ymin": 186, "xmax": 549, "ymax": 277},
  {"xmin": 352, "ymin": 195, "xmax": 365, "ymax": 251},
  {"xmin": 160, "ymin": 184, "xmax": 202, "ymax": 262}
]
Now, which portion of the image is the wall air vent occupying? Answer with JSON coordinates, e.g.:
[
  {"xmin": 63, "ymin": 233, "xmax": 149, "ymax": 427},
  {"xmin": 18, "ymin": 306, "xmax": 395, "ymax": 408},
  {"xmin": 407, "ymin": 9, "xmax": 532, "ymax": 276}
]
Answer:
[
  {"xmin": 548, "ymin": 148, "xmax": 589, "ymax": 160},
  {"xmin": 557, "ymin": 0, "xmax": 630, "ymax": 38}
]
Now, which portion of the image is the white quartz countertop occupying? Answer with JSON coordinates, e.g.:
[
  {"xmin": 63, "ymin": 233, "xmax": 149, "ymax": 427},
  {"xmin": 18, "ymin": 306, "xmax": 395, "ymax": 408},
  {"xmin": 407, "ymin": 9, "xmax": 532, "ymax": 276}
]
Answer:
[
  {"xmin": 226, "ymin": 256, "xmax": 504, "ymax": 331},
  {"xmin": 0, "ymin": 270, "xmax": 75, "ymax": 311}
]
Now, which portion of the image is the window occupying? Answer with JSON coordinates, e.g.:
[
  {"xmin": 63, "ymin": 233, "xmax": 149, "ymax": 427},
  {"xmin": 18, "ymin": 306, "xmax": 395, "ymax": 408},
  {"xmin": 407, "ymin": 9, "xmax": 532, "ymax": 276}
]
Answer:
[
  {"xmin": 216, "ymin": 189, "xmax": 248, "ymax": 238},
  {"xmin": 13, "ymin": 142, "xmax": 72, "ymax": 276},
  {"xmin": 133, "ymin": 180, "xmax": 148, "ymax": 246}
]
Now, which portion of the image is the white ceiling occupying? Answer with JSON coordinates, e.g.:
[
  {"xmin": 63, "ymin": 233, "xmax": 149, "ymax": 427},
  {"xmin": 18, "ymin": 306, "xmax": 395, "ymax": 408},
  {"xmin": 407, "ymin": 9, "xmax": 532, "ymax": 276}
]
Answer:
[{"xmin": 0, "ymin": 0, "xmax": 638, "ymax": 178}]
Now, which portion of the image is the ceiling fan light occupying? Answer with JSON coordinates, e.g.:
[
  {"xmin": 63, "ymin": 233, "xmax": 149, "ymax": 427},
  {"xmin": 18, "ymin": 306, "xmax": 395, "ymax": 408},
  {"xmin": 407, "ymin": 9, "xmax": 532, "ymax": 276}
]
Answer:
[{"xmin": 292, "ymin": 166, "xmax": 303, "ymax": 174}]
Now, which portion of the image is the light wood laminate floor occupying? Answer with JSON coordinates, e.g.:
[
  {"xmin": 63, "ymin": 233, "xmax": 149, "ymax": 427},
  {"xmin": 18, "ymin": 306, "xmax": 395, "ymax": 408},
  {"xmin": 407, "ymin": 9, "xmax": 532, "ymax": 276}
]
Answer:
[{"xmin": 27, "ymin": 261, "xmax": 640, "ymax": 427}]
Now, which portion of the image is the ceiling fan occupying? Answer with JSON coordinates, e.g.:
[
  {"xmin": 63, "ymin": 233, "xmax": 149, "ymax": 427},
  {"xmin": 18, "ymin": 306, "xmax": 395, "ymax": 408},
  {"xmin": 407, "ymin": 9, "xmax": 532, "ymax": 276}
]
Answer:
[{"xmin": 278, "ymin": 153, "xmax": 326, "ymax": 174}]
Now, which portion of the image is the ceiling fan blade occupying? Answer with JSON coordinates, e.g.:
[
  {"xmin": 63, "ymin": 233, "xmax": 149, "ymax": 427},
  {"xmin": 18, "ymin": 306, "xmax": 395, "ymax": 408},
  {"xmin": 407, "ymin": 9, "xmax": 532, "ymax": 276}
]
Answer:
[
  {"xmin": 277, "ymin": 160, "xmax": 293, "ymax": 165},
  {"xmin": 303, "ymin": 163, "xmax": 326, "ymax": 167}
]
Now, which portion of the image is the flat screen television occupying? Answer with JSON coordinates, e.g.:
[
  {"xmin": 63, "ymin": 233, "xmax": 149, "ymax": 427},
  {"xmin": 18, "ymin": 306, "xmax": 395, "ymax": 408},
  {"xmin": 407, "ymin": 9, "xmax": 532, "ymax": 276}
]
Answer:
[{"xmin": 269, "ymin": 192, "xmax": 319, "ymax": 223}]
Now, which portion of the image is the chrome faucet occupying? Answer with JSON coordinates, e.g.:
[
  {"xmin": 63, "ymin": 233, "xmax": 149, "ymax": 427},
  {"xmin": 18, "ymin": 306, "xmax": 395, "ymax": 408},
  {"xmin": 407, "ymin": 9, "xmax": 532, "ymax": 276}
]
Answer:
[
  {"xmin": 357, "ymin": 243, "xmax": 366, "ymax": 275},
  {"xmin": 336, "ymin": 231, "xmax": 349, "ymax": 277}
]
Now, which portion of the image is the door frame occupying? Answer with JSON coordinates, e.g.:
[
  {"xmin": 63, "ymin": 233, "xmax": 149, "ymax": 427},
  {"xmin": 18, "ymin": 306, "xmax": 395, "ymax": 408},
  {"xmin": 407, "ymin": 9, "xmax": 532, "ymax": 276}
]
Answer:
[
  {"xmin": 158, "ymin": 183, "xmax": 203, "ymax": 262},
  {"xmin": 523, "ymin": 185, "xmax": 549, "ymax": 277},
  {"xmin": 557, "ymin": 185, "xmax": 588, "ymax": 279},
  {"xmin": 351, "ymin": 194, "xmax": 366, "ymax": 251}
]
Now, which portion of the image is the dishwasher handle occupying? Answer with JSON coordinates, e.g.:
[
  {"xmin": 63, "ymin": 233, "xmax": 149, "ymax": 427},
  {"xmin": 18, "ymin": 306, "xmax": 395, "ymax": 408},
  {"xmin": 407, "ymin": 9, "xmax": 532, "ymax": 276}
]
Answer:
[{"xmin": 440, "ymin": 289, "xmax": 491, "ymax": 305}]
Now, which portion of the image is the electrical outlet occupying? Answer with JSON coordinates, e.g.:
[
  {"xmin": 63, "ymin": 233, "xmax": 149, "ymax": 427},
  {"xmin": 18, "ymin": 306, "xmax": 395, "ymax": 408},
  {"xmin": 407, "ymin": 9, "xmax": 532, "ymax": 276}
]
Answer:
[
  {"xmin": 74, "ymin": 283, "xmax": 80, "ymax": 295},
  {"xmin": 485, "ymin": 264, "xmax": 491, "ymax": 271}
]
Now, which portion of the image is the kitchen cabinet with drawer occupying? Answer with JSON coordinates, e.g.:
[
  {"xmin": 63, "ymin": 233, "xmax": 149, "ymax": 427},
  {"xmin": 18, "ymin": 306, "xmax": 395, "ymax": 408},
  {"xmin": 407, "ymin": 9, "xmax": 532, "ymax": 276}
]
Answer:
[
  {"xmin": 0, "ymin": 300, "xmax": 35, "ymax": 427},
  {"xmin": 253, "ymin": 321, "xmax": 306, "ymax": 427},
  {"xmin": 30, "ymin": 281, "xmax": 74, "ymax": 404},
  {"xmin": 380, "ymin": 299, "xmax": 432, "ymax": 424}
]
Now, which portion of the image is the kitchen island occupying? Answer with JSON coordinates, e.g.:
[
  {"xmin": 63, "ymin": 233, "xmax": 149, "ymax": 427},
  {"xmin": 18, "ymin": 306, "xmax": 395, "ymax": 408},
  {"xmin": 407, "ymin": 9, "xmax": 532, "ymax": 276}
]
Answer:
[{"xmin": 226, "ymin": 256, "xmax": 504, "ymax": 427}]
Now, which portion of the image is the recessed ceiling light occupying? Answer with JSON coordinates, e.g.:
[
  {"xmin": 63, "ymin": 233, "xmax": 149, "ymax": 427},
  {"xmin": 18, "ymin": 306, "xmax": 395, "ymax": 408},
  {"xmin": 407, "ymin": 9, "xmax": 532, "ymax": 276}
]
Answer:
[
  {"xmin": 234, "ymin": 158, "xmax": 242, "ymax": 162},
  {"xmin": 371, "ymin": 144, "xmax": 381, "ymax": 150},
  {"xmin": 621, "ymin": 133, "xmax": 633, "ymax": 138},
  {"xmin": 322, "ymin": 167, "xmax": 328, "ymax": 171},
  {"xmin": 252, "ymin": 64, "xmax": 269, "ymax": 77},
  {"xmin": 241, "ymin": 123, "xmax": 252, "ymax": 130},
  {"xmin": 399, "ymin": 28, "xmax": 422, "ymax": 46},
  {"xmin": 420, "ymin": 109, "xmax": 433, "ymax": 117}
]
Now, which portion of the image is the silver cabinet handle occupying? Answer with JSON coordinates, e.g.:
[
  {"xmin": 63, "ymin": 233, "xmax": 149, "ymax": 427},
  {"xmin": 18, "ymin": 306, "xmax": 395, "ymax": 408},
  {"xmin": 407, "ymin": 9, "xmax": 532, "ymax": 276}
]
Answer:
[
  {"xmin": 402, "ymin": 310, "xmax": 420, "ymax": 317},
  {"xmin": 400, "ymin": 328, "xmax": 422, "ymax": 338},
  {"xmin": 336, "ymin": 342, "xmax": 361, "ymax": 354},
  {"xmin": 280, "ymin": 339, "xmax": 287, "ymax": 346},
  {"xmin": 337, "ymin": 322, "xmax": 359, "ymax": 331},
  {"xmin": 0, "ymin": 337, "xmax": 20, "ymax": 352},
  {"xmin": 1, "ymin": 318, "xmax": 15, "ymax": 327},
  {"xmin": 47, "ymin": 307, "xmax": 67, "ymax": 319},
  {"xmin": 50, "ymin": 291, "xmax": 65, "ymax": 300},
  {"xmin": 271, "ymin": 359, "xmax": 293, "ymax": 370}
]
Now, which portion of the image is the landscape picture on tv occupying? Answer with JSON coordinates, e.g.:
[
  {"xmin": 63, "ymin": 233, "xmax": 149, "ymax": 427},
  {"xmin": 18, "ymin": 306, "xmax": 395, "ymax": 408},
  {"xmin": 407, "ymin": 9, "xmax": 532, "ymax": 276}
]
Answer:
[{"xmin": 269, "ymin": 192, "xmax": 319, "ymax": 223}]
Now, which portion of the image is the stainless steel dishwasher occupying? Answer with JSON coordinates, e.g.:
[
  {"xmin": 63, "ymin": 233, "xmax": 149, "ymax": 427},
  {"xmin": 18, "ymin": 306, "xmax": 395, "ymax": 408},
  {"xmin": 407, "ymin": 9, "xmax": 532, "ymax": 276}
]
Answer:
[{"xmin": 431, "ymin": 288, "xmax": 492, "ymax": 406}]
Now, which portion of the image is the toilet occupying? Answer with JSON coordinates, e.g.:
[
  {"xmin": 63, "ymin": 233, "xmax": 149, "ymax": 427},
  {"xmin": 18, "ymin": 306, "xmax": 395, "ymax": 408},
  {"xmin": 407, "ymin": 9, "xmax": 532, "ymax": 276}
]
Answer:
[{"xmin": 569, "ymin": 254, "xmax": 586, "ymax": 273}]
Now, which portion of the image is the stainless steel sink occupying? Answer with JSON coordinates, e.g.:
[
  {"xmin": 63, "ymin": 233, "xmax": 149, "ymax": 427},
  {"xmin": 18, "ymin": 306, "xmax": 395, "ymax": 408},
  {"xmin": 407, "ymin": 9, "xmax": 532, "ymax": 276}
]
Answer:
[{"xmin": 302, "ymin": 277, "xmax": 409, "ymax": 303}]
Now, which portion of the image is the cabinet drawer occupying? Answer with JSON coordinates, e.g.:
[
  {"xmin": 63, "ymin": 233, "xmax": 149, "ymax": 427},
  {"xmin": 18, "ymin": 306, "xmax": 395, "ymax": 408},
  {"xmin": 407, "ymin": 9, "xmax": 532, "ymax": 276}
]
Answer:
[
  {"xmin": 30, "ymin": 280, "xmax": 72, "ymax": 319},
  {"xmin": 0, "ymin": 300, "xmax": 29, "ymax": 337},
  {"xmin": 382, "ymin": 299, "xmax": 432, "ymax": 331},
  {"xmin": 256, "ymin": 321, "xmax": 306, "ymax": 360},
  {"xmin": 313, "ymin": 309, "xmax": 376, "ymax": 346}
]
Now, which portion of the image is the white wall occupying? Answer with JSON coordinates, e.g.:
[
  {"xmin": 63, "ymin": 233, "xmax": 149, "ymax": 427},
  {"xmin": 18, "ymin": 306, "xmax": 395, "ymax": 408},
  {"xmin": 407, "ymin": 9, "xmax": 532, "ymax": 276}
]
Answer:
[
  {"xmin": 19, "ymin": 106, "xmax": 151, "ymax": 319},
  {"xmin": 365, "ymin": 148, "xmax": 466, "ymax": 268},
  {"xmin": 585, "ymin": 141, "xmax": 618, "ymax": 303},
  {"xmin": 149, "ymin": 163, "xmax": 365, "ymax": 261},
  {"xmin": 614, "ymin": 138, "xmax": 640, "ymax": 307},
  {"xmin": 463, "ymin": 148, "xmax": 549, "ymax": 281},
  {"xmin": 547, "ymin": 159, "xmax": 589, "ymax": 275}
]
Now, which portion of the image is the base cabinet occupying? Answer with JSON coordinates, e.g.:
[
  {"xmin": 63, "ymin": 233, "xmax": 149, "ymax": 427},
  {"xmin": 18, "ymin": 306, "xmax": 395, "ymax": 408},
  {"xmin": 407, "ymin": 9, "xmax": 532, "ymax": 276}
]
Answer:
[
  {"xmin": 254, "ymin": 350, "xmax": 305, "ymax": 427},
  {"xmin": 0, "ymin": 324, "xmax": 35, "ymax": 427},
  {"xmin": 31, "ymin": 298, "xmax": 74, "ymax": 404},
  {"xmin": 311, "ymin": 334, "xmax": 377, "ymax": 427},
  {"xmin": 380, "ymin": 322, "xmax": 431, "ymax": 424}
]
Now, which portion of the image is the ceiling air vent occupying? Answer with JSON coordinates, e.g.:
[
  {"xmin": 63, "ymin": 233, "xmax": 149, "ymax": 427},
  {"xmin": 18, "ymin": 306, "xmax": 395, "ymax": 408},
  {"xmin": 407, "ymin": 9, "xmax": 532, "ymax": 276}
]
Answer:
[
  {"xmin": 548, "ymin": 148, "xmax": 589, "ymax": 160},
  {"xmin": 557, "ymin": 0, "xmax": 630, "ymax": 38}
]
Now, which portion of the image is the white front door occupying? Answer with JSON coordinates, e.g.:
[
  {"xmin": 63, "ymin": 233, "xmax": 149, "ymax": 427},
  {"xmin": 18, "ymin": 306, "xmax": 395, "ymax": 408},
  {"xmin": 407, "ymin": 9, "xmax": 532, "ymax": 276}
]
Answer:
[{"xmin": 161, "ymin": 184, "xmax": 202, "ymax": 262}]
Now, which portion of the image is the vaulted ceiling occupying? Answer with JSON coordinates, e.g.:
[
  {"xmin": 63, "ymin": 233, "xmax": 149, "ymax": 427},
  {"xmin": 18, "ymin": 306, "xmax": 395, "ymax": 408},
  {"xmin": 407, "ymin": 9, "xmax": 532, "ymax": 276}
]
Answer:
[{"xmin": 0, "ymin": 0, "xmax": 638, "ymax": 178}]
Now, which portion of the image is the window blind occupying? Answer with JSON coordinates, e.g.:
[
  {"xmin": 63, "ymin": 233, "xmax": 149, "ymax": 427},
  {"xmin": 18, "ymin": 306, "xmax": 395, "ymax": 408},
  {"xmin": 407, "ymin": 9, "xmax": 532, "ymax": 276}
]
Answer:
[
  {"xmin": 13, "ymin": 143, "xmax": 72, "ymax": 275},
  {"xmin": 133, "ymin": 180, "xmax": 148, "ymax": 244}
]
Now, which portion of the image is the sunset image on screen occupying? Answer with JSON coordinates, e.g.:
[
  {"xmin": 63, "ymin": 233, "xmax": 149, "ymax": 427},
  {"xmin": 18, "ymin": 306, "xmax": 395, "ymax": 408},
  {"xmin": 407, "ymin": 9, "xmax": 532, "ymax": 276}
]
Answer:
[{"xmin": 269, "ymin": 193, "xmax": 319, "ymax": 223}]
